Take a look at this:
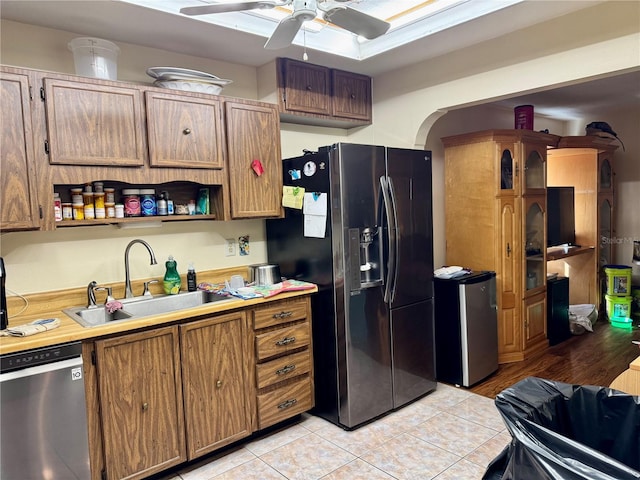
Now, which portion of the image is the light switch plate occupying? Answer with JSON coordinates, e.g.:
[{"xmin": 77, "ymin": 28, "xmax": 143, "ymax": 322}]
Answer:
[{"xmin": 225, "ymin": 238, "xmax": 236, "ymax": 256}]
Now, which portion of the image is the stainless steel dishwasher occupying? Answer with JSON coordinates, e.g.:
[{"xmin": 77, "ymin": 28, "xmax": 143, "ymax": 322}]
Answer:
[{"xmin": 1, "ymin": 341, "xmax": 91, "ymax": 479}]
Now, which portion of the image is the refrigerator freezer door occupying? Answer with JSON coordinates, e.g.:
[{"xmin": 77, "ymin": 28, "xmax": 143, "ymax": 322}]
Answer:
[
  {"xmin": 385, "ymin": 148, "xmax": 434, "ymax": 307},
  {"xmin": 390, "ymin": 299, "xmax": 437, "ymax": 407}
]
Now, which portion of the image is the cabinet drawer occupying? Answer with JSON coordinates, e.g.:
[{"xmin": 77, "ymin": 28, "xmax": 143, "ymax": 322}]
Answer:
[
  {"xmin": 256, "ymin": 350, "xmax": 311, "ymax": 389},
  {"xmin": 253, "ymin": 298, "xmax": 308, "ymax": 330},
  {"xmin": 257, "ymin": 377, "xmax": 313, "ymax": 429},
  {"xmin": 255, "ymin": 322, "xmax": 310, "ymax": 361}
]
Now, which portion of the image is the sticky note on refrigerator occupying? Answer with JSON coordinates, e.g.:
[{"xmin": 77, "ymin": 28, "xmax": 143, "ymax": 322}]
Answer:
[{"xmin": 282, "ymin": 186, "xmax": 305, "ymax": 209}]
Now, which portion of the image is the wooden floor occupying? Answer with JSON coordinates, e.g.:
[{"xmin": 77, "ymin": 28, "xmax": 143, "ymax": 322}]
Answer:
[{"xmin": 468, "ymin": 319, "xmax": 640, "ymax": 398}]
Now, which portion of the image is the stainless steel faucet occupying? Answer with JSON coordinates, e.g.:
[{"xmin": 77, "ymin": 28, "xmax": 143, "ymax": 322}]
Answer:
[{"xmin": 124, "ymin": 239, "xmax": 158, "ymax": 298}]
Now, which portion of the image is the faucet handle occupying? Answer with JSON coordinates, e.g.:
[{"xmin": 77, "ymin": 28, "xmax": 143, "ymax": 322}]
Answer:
[
  {"xmin": 94, "ymin": 286, "xmax": 115, "ymax": 304},
  {"xmin": 143, "ymin": 279, "xmax": 159, "ymax": 297}
]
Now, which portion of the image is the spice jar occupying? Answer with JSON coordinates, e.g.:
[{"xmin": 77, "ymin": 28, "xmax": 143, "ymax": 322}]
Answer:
[
  {"xmin": 104, "ymin": 188, "xmax": 115, "ymax": 204},
  {"xmin": 83, "ymin": 192, "xmax": 95, "ymax": 220},
  {"xmin": 70, "ymin": 188, "xmax": 83, "ymax": 205},
  {"xmin": 62, "ymin": 202, "xmax": 73, "ymax": 220},
  {"xmin": 115, "ymin": 204, "xmax": 125, "ymax": 218},
  {"xmin": 53, "ymin": 193, "xmax": 62, "ymax": 222},
  {"xmin": 72, "ymin": 203, "xmax": 84, "ymax": 220},
  {"xmin": 94, "ymin": 192, "xmax": 106, "ymax": 219},
  {"xmin": 122, "ymin": 189, "xmax": 140, "ymax": 217},
  {"xmin": 93, "ymin": 181, "xmax": 104, "ymax": 193},
  {"xmin": 105, "ymin": 203, "xmax": 115, "ymax": 219}
]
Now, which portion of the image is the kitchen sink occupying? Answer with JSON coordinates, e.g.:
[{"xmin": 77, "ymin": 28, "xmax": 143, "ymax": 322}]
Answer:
[{"xmin": 63, "ymin": 290, "xmax": 236, "ymax": 328}]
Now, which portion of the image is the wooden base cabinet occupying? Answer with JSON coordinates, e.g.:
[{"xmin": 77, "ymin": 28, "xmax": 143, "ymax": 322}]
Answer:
[
  {"xmin": 94, "ymin": 326, "xmax": 187, "ymax": 480},
  {"xmin": 90, "ymin": 313, "xmax": 254, "ymax": 480},
  {"xmin": 251, "ymin": 297, "xmax": 314, "ymax": 430},
  {"xmin": 442, "ymin": 130, "xmax": 559, "ymax": 363},
  {"xmin": 85, "ymin": 297, "xmax": 314, "ymax": 480},
  {"xmin": 180, "ymin": 312, "xmax": 254, "ymax": 459}
]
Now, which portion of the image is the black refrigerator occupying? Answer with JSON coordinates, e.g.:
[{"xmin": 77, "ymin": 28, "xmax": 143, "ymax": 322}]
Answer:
[{"xmin": 267, "ymin": 143, "xmax": 436, "ymax": 430}]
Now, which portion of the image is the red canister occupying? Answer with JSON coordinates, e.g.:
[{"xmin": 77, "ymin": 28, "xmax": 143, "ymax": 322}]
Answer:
[{"xmin": 514, "ymin": 105, "xmax": 534, "ymax": 130}]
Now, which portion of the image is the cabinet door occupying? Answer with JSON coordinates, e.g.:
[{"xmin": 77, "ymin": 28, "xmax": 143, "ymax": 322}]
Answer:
[
  {"xmin": 524, "ymin": 292, "xmax": 547, "ymax": 349},
  {"xmin": 95, "ymin": 327, "xmax": 186, "ymax": 480},
  {"xmin": 497, "ymin": 196, "xmax": 522, "ymax": 359},
  {"xmin": 523, "ymin": 196, "xmax": 546, "ymax": 295},
  {"xmin": 180, "ymin": 312, "xmax": 253, "ymax": 459},
  {"xmin": 331, "ymin": 69, "xmax": 371, "ymax": 121},
  {"xmin": 520, "ymin": 142, "xmax": 546, "ymax": 195},
  {"xmin": 225, "ymin": 100, "xmax": 282, "ymax": 218},
  {"xmin": 496, "ymin": 143, "xmax": 517, "ymax": 194},
  {"xmin": 43, "ymin": 78, "xmax": 145, "ymax": 166},
  {"xmin": 0, "ymin": 71, "xmax": 40, "ymax": 230},
  {"xmin": 281, "ymin": 58, "xmax": 331, "ymax": 115},
  {"xmin": 598, "ymin": 153, "xmax": 613, "ymax": 193},
  {"xmin": 145, "ymin": 91, "xmax": 225, "ymax": 169}
]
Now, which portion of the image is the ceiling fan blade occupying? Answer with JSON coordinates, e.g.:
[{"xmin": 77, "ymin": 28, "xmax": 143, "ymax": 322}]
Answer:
[
  {"xmin": 322, "ymin": 6, "xmax": 390, "ymax": 39},
  {"xmin": 264, "ymin": 14, "xmax": 304, "ymax": 50},
  {"xmin": 180, "ymin": 1, "xmax": 283, "ymax": 16}
]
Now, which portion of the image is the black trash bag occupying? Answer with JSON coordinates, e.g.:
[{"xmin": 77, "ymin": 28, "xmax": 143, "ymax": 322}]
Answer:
[{"xmin": 483, "ymin": 377, "xmax": 640, "ymax": 480}]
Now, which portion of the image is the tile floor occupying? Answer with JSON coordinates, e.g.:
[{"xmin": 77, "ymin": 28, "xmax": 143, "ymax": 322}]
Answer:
[{"xmin": 162, "ymin": 384, "xmax": 511, "ymax": 480}]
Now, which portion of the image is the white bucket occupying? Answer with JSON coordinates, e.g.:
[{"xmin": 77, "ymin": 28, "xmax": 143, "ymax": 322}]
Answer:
[{"xmin": 68, "ymin": 37, "xmax": 119, "ymax": 80}]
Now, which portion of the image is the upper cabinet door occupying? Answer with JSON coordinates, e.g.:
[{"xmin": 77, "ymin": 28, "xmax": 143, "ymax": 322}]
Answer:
[
  {"xmin": 281, "ymin": 58, "xmax": 331, "ymax": 116},
  {"xmin": 0, "ymin": 71, "xmax": 40, "ymax": 231},
  {"xmin": 331, "ymin": 69, "xmax": 372, "ymax": 121},
  {"xmin": 225, "ymin": 100, "xmax": 282, "ymax": 218},
  {"xmin": 43, "ymin": 78, "xmax": 146, "ymax": 166},
  {"xmin": 521, "ymin": 144, "xmax": 546, "ymax": 195},
  {"xmin": 145, "ymin": 91, "xmax": 225, "ymax": 169}
]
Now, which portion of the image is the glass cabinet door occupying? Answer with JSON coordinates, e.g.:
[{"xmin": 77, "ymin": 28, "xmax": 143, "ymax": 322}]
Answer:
[
  {"xmin": 599, "ymin": 197, "xmax": 613, "ymax": 266},
  {"xmin": 524, "ymin": 199, "xmax": 545, "ymax": 293},
  {"xmin": 599, "ymin": 158, "xmax": 612, "ymax": 191},
  {"xmin": 524, "ymin": 148, "xmax": 545, "ymax": 191},
  {"xmin": 500, "ymin": 148, "xmax": 514, "ymax": 190}
]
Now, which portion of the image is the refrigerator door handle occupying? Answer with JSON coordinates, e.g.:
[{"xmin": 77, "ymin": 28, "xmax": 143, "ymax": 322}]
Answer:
[
  {"xmin": 387, "ymin": 176, "xmax": 399, "ymax": 303},
  {"xmin": 380, "ymin": 175, "xmax": 397, "ymax": 304}
]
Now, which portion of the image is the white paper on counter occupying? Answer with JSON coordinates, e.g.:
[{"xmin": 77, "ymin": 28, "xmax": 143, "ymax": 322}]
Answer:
[
  {"xmin": 304, "ymin": 214, "xmax": 326, "ymax": 238},
  {"xmin": 303, "ymin": 192, "xmax": 327, "ymax": 215}
]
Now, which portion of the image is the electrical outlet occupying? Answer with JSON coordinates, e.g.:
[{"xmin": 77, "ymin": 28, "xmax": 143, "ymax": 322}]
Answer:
[{"xmin": 225, "ymin": 238, "xmax": 236, "ymax": 256}]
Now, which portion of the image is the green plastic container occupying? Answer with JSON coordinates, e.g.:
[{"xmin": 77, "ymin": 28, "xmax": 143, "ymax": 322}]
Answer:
[
  {"xmin": 603, "ymin": 265, "xmax": 632, "ymax": 296},
  {"xmin": 610, "ymin": 317, "xmax": 633, "ymax": 329},
  {"xmin": 605, "ymin": 294, "xmax": 631, "ymax": 320}
]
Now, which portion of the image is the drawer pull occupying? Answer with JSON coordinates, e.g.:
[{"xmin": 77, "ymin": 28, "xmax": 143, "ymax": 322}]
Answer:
[
  {"xmin": 183, "ymin": 128, "xmax": 191, "ymax": 135},
  {"xmin": 216, "ymin": 380, "xmax": 223, "ymax": 388},
  {"xmin": 277, "ymin": 398, "xmax": 298, "ymax": 410},
  {"xmin": 276, "ymin": 364, "xmax": 296, "ymax": 376},
  {"xmin": 273, "ymin": 310, "xmax": 293, "ymax": 319},
  {"xmin": 142, "ymin": 402, "xmax": 149, "ymax": 411},
  {"xmin": 275, "ymin": 336, "xmax": 296, "ymax": 346}
]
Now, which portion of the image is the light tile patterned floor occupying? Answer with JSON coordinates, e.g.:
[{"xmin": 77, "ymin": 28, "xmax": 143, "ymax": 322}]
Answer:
[{"xmin": 164, "ymin": 384, "xmax": 509, "ymax": 480}]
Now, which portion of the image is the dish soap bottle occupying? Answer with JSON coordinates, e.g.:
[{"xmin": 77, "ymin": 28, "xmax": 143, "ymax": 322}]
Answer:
[
  {"xmin": 187, "ymin": 263, "xmax": 197, "ymax": 292},
  {"xmin": 163, "ymin": 255, "xmax": 181, "ymax": 295}
]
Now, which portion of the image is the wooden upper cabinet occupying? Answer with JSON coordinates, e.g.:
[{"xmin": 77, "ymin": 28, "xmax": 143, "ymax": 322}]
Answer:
[
  {"xmin": 225, "ymin": 100, "xmax": 283, "ymax": 219},
  {"xmin": 180, "ymin": 312, "xmax": 253, "ymax": 459},
  {"xmin": 331, "ymin": 69, "xmax": 372, "ymax": 121},
  {"xmin": 280, "ymin": 58, "xmax": 331, "ymax": 116},
  {"xmin": 0, "ymin": 70, "xmax": 40, "ymax": 231},
  {"xmin": 145, "ymin": 91, "xmax": 225, "ymax": 169},
  {"xmin": 276, "ymin": 57, "xmax": 372, "ymax": 127},
  {"xmin": 43, "ymin": 78, "xmax": 146, "ymax": 166},
  {"xmin": 95, "ymin": 326, "xmax": 186, "ymax": 480}
]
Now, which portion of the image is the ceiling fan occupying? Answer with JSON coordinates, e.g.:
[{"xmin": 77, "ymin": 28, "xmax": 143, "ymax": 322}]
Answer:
[{"xmin": 180, "ymin": 0, "xmax": 391, "ymax": 50}]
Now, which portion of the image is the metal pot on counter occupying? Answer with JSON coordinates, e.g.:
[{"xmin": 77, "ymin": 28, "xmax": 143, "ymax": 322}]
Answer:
[{"xmin": 249, "ymin": 264, "xmax": 282, "ymax": 286}]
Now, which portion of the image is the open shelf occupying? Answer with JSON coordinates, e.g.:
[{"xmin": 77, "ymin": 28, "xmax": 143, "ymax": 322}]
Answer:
[
  {"xmin": 546, "ymin": 245, "xmax": 595, "ymax": 261},
  {"xmin": 55, "ymin": 214, "xmax": 217, "ymax": 227}
]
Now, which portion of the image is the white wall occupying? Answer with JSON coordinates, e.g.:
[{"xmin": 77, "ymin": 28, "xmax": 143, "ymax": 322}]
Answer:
[{"xmin": 1, "ymin": 1, "xmax": 638, "ymax": 296}]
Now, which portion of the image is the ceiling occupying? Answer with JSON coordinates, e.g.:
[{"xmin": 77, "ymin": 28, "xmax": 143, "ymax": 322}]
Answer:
[{"xmin": 1, "ymin": 0, "xmax": 638, "ymax": 120}]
